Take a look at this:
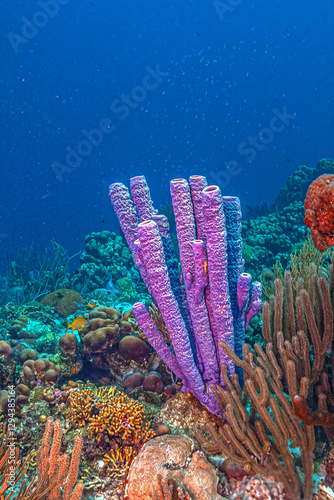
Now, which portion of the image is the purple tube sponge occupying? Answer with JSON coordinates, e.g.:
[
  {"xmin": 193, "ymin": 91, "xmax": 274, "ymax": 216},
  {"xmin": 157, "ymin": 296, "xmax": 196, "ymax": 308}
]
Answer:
[
  {"xmin": 237, "ymin": 273, "xmax": 252, "ymax": 311},
  {"xmin": 202, "ymin": 185, "xmax": 235, "ymax": 376},
  {"xmin": 245, "ymin": 281, "xmax": 262, "ymax": 328},
  {"xmin": 170, "ymin": 179, "xmax": 220, "ymax": 386},
  {"xmin": 130, "ymin": 175, "xmax": 157, "ymax": 222},
  {"xmin": 137, "ymin": 219, "xmax": 213, "ymax": 405},
  {"xmin": 193, "ymin": 240, "xmax": 208, "ymax": 304},
  {"xmin": 133, "ymin": 302, "xmax": 185, "ymax": 381},
  {"xmin": 109, "ymin": 182, "xmax": 139, "ymax": 254},
  {"xmin": 109, "ymin": 174, "xmax": 263, "ymax": 414},
  {"xmin": 189, "ymin": 175, "xmax": 208, "ymax": 242}
]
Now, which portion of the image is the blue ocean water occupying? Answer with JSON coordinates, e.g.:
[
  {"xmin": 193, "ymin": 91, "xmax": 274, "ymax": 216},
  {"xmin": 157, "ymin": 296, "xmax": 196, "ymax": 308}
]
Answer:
[{"xmin": 0, "ymin": 0, "xmax": 333, "ymax": 255}]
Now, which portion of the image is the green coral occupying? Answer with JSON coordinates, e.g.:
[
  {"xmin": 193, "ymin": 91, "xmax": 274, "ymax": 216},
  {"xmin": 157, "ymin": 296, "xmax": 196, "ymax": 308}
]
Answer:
[
  {"xmin": 71, "ymin": 231, "xmax": 146, "ymax": 298},
  {"xmin": 116, "ymin": 277, "xmax": 137, "ymax": 302}
]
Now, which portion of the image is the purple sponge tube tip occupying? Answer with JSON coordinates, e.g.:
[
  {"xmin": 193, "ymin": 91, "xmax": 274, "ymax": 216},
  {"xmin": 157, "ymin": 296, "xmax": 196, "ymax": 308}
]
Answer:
[
  {"xmin": 130, "ymin": 175, "xmax": 157, "ymax": 222},
  {"xmin": 237, "ymin": 273, "xmax": 252, "ymax": 311},
  {"xmin": 202, "ymin": 185, "xmax": 235, "ymax": 376},
  {"xmin": 109, "ymin": 182, "xmax": 139, "ymax": 255},
  {"xmin": 245, "ymin": 282, "xmax": 262, "ymax": 328},
  {"xmin": 189, "ymin": 175, "xmax": 208, "ymax": 242}
]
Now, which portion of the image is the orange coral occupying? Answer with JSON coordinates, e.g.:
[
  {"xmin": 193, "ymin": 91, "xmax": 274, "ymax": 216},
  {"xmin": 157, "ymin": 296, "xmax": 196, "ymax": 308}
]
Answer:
[
  {"xmin": 88, "ymin": 391, "xmax": 155, "ymax": 445},
  {"xmin": 66, "ymin": 385, "xmax": 155, "ymax": 476},
  {"xmin": 304, "ymin": 174, "xmax": 334, "ymax": 252},
  {"xmin": 66, "ymin": 388, "xmax": 95, "ymax": 427},
  {"xmin": 103, "ymin": 446, "xmax": 138, "ymax": 477}
]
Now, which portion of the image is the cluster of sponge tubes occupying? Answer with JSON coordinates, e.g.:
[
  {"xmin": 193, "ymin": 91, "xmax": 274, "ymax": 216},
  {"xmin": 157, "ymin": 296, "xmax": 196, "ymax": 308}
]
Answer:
[{"xmin": 109, "ymin": 174, "xmax": 262, "ymax": 414}]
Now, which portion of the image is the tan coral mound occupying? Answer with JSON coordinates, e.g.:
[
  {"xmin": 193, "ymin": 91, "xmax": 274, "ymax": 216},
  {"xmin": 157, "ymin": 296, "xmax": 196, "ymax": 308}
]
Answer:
[
  {"xmin": 125, "ymin": 434, "xmax": 224, "ymax": 500},
  {"xmin": 41, "ymin": 289, "xmax": 83, "ymax": 317}
]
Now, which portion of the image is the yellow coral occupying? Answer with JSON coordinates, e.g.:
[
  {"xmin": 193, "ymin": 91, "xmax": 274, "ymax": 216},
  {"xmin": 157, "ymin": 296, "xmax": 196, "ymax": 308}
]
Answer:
[
  {"xmin": 66, "ymin": 385, "xmax": 155, "ymax": 477},
  {"xmin": 88, "ymin": 391, "xmax": 155, "ymax": 445},
  {"xmin": 66, "ymin": 388, "xmax": 94, "ymax": 427},
  {"xmin": 104, "ymin": 446, "xmax": 137, "ymax": 477}
]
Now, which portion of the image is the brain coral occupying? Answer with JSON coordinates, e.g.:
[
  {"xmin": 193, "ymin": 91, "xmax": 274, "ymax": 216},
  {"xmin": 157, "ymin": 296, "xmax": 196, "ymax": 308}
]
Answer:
[{"xmin": 41, "ymin": 289, "xmax": 83, "ymax": 317}]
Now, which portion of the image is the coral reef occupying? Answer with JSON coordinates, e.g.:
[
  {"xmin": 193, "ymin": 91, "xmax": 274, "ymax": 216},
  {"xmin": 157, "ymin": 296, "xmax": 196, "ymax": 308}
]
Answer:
[
  {"xmin": 71, "ymin": 230, "xmax": 148, "ymax": 301},
  {"xmin": 272, "ymin": 159, "xmax": 334, "ymax": 212},
  {"xmin": 196, "ymin": 259, "xmax": 334, "ymax": 500},
  {"xmin": 196, "ymin": 344, "xmax": 314, "ymax": 500},
  {"xmin": 242, "ymin": 201, "xmax": 306, "ymax": 276},
  {"xmin": 242, "ymin": 159, "xmax": 334, "ymax": 278},
  {"xmin": 1, "ymin": 162, "xmax": 334, "ymax": 499},
  {"xmin": 65, "ymin": 385, "xmax": 155, "ymax": 477},
  {"xmin": 80, "ymin": 305, "xmax": 152, "ymax": 383}
]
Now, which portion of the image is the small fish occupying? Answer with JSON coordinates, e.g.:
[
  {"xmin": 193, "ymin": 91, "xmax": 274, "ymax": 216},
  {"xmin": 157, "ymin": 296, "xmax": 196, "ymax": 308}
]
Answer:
[
  {"xmin": 106, "ymin": 278, "xmax": 119, "ymax": 295},
  {"xmin": 87, "ymin": 302, "xmax": 96, "ymax": 310},
  {"xmin": 66, "ymin": 316, "xmax": 88, "ymax": 332}
]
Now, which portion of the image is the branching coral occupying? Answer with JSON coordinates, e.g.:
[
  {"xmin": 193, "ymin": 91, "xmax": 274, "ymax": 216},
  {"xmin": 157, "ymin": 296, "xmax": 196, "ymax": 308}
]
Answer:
[
  {"xmin": 261, "ymin": 233, "xmax": 333, "ymax": 299},
  {"xmin": 262, "ymin": 263, "xmax": 334, "ymax": 423},
  {"xmin": 66, "ymin": 386, "xmax": 96, "ymax": 427},
  {"xmin": 104, "ymin": 446, "xmax": 138, "ymax": 478},
  {"xmin": 197, "ymin": 260, "xmax": 334, "ymax": 499},
  {"xmin": 66, "ymin": 385, "xmax": 155, "ymax": 476},
  {"xmin": 88, "ymin": 390, "xmax": 154, "ymax": 445},
  {"xmin": 1, "ymin": 240, "xmax": 78, "ymax": 304},
  {"xmin": 195, "ymin": 344, "xmax": 315, "ymax": 500},
  {"xmin": 0, "ymin": 418, "xmax": 84, "ymax": 500}
]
